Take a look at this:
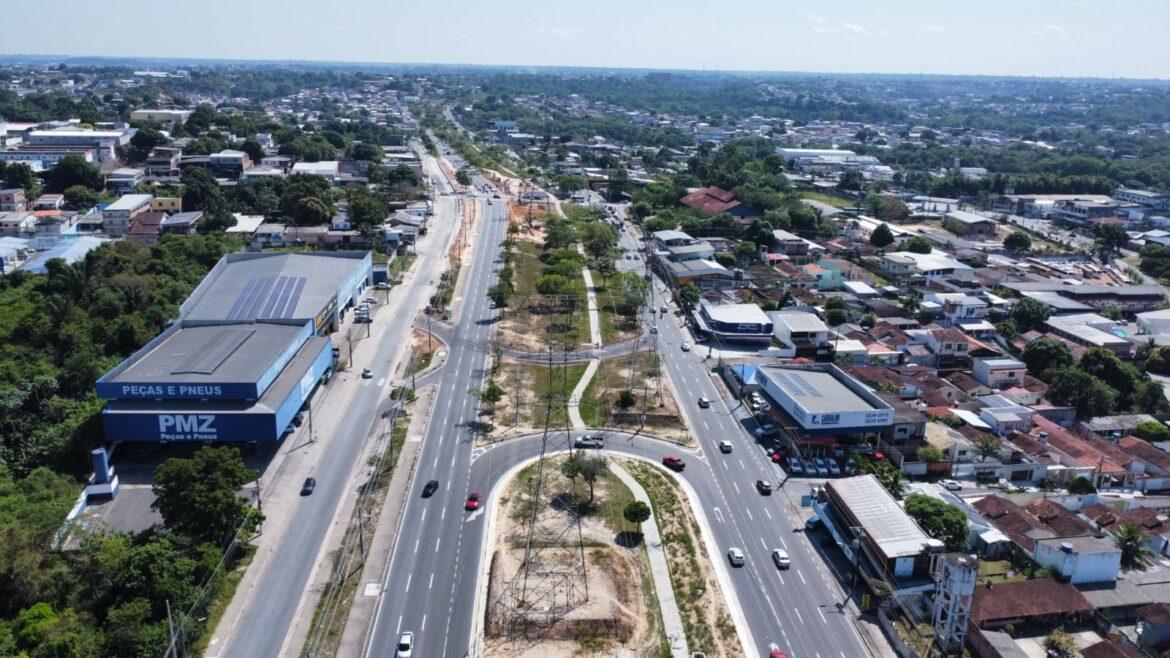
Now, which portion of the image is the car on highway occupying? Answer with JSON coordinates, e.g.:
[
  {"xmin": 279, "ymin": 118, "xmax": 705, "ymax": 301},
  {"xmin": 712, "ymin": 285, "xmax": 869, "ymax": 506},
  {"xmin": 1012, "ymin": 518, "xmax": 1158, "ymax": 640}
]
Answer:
[
  {"xmin": 649, "ymin": 326, "xmax": 658, "ymax": 334},
  {"xmin": 681, "ymin": 341, "xmax": 692, "ymax": 351},
  {"xmin": 465, "ymin": 490, "xmax": 483, "ymax": 511},
  {"xmin": 727, "ymin": 547, "xmax": 745, "ymax": 567},
  {"xmin": 362, "ymin": 368, "xmax": 373, "ymax": 379},
  {"xmin": 697, "ymin": 396, "xmax": 711, "ymax": 408},
  {"xmin": 939, "ymin": 479, "xmax": 963, "ymax": 491},
  {"xmin": 813, "ymin": 458, "xmax": 831, "ymax": 477},
  {"xmin": 492, "ymin": 193, "xmax": 500, "ymax": 199},
  {"xmin": 755, "ymin": 479, "xmax": 773, "ymax": 495},
  {"xmin": 395, "ymin": 631, "xmax": 414, "ymax": 657},
  {"xmin": 771, "ymin": 548, "xmax": 791, "ymax": 569},
  {"xmin": 787, "ymin": 457, "xmax": 804, "ymax": 474},
  {"xmin": 300, "ymin": 477, "xmax": 317, "ymax": 496},
  {"xmin": 662, "ymin": 456, "xmax": 685, "ymax": 471},
  {"xmin": 574, "ymin": 435, "xmax": 605, "ymax": 449},
  {"xmin": 718, "ymin": 440, "xmax": 733, "ymax": 453},
  {"xmin": 422, "ymin": 480, "xmax": 439, "ymax": 497},
  {"xmin": 768, "ymin": 643, "xmax": 789, "ymax": 658},
  {"xmin": 805, "ymin": 515, "xmax": 822, "ymax": 531},
  {"xmin": 660, "ymin": 305, "xmax": 668, "ymax": 314}
]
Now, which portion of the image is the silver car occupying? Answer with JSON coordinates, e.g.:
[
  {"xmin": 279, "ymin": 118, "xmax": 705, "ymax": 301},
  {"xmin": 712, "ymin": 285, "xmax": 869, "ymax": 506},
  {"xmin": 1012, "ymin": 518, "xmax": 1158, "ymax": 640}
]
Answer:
[{"xmin": 727, "ymin": 547, "xmax": 745, "ymax": 567}]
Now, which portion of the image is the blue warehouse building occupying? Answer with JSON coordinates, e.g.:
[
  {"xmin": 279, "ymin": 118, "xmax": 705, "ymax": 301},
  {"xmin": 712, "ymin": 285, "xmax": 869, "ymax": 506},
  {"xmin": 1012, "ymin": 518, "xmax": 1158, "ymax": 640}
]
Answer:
[{"xmin": 96, "ymin": 251, "xmax": 372, "ymax": 443}]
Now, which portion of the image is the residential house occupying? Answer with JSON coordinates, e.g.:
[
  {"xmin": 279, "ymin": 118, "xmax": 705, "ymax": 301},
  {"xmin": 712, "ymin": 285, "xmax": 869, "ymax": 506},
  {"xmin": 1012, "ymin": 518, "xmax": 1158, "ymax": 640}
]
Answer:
[
  {"xmin": 107, "ymin": 167, "xmax": 144, "ymax": 194},
  {"xmin": 127, "ymin": 211, "xmax": 167, "ymax": 245},
  {"xmin": 159, "ymin": 211, "xmax": 203, "ymax": 236},
  {"xmin": 926, "ymin": 292, "xmax": 988, "ymax": 324},
  {"xmin": 101, "ymin": 193, "xmax": 153, "ymax": 238},
  {"xmin": 969, "ymin": 578, "xmax": 1093, "ymax": 631},
  {"xmin": 973, "ymin": 358, "xmax": 1026, "ymax": 390},
  {"xmin": 0, "ymin": 188, "xmax": 27, "ymax": 211},
  {"xmin": 770, "ymin": 311, "xmax": 830, "ymax": 354},
  {"xmin": 145, "ymin": 147, "xmax": 182, "ymax": 178},
  {"xmin": 1082, "ymin": 503, "xmax": 1170, "ymax": 557},
  {"xmin": 0, "ymin": 211, "xmax": 37, "ymax": 238},
  {"xmin": 679, "ymin": 186, "xmax": 759, "ymax": 219}
]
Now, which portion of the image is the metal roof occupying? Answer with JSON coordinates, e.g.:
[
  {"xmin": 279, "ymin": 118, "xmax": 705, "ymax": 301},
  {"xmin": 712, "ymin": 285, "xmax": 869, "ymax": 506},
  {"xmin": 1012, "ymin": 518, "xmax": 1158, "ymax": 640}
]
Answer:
[
  {"xmin": 760, "ymin": 366, "xmax": 875, "ymax": 415},
  {"xmin": 106, "ymin": 323, "xmax": 306, "ymax": 386},
  {"xmin": 828, "ymin": 475, "xmax": 933, "ymax": 559}
]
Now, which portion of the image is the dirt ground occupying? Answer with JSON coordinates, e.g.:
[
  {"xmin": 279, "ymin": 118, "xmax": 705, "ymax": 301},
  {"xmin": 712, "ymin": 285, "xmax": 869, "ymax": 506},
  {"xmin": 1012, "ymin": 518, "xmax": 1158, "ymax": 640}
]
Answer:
[
  {"xmin": 407, "ymin": 327, "xmax": 443, "ymax": 376},
  {"xmin": 484, "ymin": 456, "xmax": 665, "ymax": 657},
  {"xmin": 625, "ymin": 460, "xmax": 739, "ymax": 658},
  {"xmin": 584, "ymin": 353, "xmax": 689, "ymax": 443}
]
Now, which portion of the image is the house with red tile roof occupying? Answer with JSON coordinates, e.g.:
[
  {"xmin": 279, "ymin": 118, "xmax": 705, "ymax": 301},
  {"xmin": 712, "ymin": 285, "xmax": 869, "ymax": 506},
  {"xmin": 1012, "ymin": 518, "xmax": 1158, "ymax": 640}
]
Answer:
[
  {"xmin": 1082, "ymin": 503, "xmax": 1170, "ymax": 557},
  {"xmin": 679, "ymin": 185, "xmax": 760, "ymax": 218},
  {"xmin": 970, "ymin": 578, "xmax": 1093, "ymax": 630}
]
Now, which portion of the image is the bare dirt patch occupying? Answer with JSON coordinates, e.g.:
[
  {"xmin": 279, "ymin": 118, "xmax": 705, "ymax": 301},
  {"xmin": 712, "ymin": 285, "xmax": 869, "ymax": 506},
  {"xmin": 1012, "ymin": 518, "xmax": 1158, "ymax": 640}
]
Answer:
[
  {"xmin": 484, "ymin": 456, "xmax": 666, "ymax": 658},
  {"xmin": 581, "ymin": 353, "xmax": 688, "ymax": 443}
]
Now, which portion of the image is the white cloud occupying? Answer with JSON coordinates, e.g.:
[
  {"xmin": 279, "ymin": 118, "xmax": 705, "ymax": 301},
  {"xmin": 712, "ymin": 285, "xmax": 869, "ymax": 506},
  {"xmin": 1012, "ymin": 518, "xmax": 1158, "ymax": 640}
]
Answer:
[
  {"xmin": 842, "ymin": 23, "xmax": 868, "ymax": 37},
  {"xmin": 917, "ymin": 24, "xmax": 946, "ymax": 34},
  {"xmin": 810, "ymin": 24, "xmax": 837, "ymax": 35},
  {"xmin": 1028, "ymin": 23, "xmax": 1068, "ymax": 38},
  {"xmin": 1043, "ymin": 23, "xmax": 1068, "ymax": 35},
  {"xmin": 804, "ymin": 13, "xmax": 828, "ymax": 24},
  {"xmin": 536, "ymin": 27, "xmax": 583, "ymax": 38}
]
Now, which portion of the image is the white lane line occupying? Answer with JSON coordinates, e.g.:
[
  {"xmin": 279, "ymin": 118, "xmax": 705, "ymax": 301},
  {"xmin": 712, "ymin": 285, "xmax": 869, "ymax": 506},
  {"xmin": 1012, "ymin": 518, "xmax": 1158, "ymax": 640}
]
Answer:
[
  {"xmin": 819, "ymin": 608, "xmax": 828, "ymax": 624},
  {"xmin": 421, "ymin": 614, "xmax": 427, "ymax": 632},
  {"xmin": 429, "ymin": 573, "xmax": 434, "ymax": 590},
  {"xmin": 413, "ymin": 538, "xmax": 420, "ymax": 554},
  {"xmin": 396, "ymin": 615, "xmax": 401, "ymax": 634},
  {"xmin": 777, "ymin": 571, "xmax": 785, "ymax": 585},
  {"xmin": 732, "ymin": 481, "xmax": 741, "ymax": 495},
  {"xmin": 798, "ymin": 570, "xmax": 807, "ymax": 585},
  {"xmin": 745, "ymin": 508, "xmax": 753, "ymax": 521},
  {"xmin": 764, "ymin": 508, "xmax": 772, "ymax": 520},
  {"xmin": 759, "ymin": 536, "xmax": 767, "ymax": 551},
  {"xmin": 405, "ymin": 574, "xmax": 412, "ymax": 592},
  {"xmin": 793, "ymin": 607, "xmax": 804, "ymax": 625},
  {"xmin": 441, "ymin": 507, "xmax": 446, "ymax": 521},
  {"xmin": 420, "ymin": 509, "xmax": 427, "ymax": 524}
]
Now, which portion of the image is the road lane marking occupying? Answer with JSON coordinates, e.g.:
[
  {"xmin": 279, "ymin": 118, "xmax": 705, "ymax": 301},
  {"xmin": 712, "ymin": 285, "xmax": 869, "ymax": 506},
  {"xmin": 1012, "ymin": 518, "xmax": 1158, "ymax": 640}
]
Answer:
[
  {"xmin": 429, "ymin": 573, "xmax": 434, "ymax": 590},
  {"xmin": 798, "ymin": 570, "xmax": 807, "ymax": 585},
  {"xmin": 713, "ymin": 507, "xmax": 724, "ymax": 523},
  {"xmin": 421, "ymin": 614, "xmax": 427, "ymax": 632},
  {"xmin": 732, "ymin": 481, "xmax": 741, "ymax": 495},
  {"xmin": 764, "ymin": 508, "xmax": 772, "ymax": 520},
  {"xmin": 759, "ymin": 537, "xmax": 767, "ymax": 551},
  {"xmin": 413, "ymin": 539, "xmax": 419, "ymax": 554},
  {"xmin": 420, "ymin": 509, "xmax": 426, "ymax": 523},
  {"xmin": 793, "ymin": 607, "xmax": 804, "ymax": 625},
  {"xmin": 745, "ymin": 508, "xmax": 753, "ymax": 521},
  {"xmin": 405, "ymin": 574, "xmax": 412, "ymax": 592},
  {"xmin": 377, "ymin": 378, "xmax": 385, "ymax": 386},
  {"xmin": 819, "ymin": 608, "xmax": 828, "ymax": 624}
]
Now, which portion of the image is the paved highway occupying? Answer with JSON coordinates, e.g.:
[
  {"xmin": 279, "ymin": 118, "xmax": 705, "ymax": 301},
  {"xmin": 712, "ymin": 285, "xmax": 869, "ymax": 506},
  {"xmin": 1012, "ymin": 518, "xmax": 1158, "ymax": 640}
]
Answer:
[
  {"xmin": 214, "ymin": 145, "xmax": 464, "ymax": 658},
  {"xmin": 364, "ymin": 189, "xmax": 873, "ymax": 657},
  {"xmin": 616, "ymin": 222, "xmax": 871, "ymax": 658},
  {"xmin": 363, "ymin": 162, "xmax": 510, "ymax": 657}
]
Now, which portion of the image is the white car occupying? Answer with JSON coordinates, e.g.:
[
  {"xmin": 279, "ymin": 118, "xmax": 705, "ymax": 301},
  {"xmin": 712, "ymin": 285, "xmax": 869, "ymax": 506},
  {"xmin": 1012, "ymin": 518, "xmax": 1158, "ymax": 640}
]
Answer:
[
  {"xmin": 939, "ymin": 479, "xmax": 963, "ymax": 491},
  {"xmin": 771, "ymin": 548, "xmax": 791, "ymax": 569},
  {"xmin": 727, "ymin": 547, "xmax": 745, "ymax": 567},
  {"xmin": 681, "ymin": 342, "xmax": 692, "ymax": 351},
  {"xmin": 395, "ymin": 631, "xmax": 414, "ymax": 658},
  {"xmin": 718, "ymin": 440, "xmax": 733, "ymax": 453}
]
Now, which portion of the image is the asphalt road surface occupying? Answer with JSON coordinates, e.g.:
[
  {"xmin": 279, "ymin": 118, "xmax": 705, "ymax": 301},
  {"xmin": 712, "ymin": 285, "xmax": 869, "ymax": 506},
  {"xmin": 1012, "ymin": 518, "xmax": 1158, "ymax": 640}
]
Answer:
[{"xmin": 364, "ymin": 203, "xmax": 871, "ymax": 658}]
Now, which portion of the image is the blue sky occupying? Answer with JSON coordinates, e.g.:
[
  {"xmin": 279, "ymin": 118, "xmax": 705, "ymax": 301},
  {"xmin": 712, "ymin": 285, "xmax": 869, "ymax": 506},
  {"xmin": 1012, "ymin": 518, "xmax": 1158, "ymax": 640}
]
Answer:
[{"xmin": 6, "ymin": 0, "xmax": 1168, "ymax": 78}]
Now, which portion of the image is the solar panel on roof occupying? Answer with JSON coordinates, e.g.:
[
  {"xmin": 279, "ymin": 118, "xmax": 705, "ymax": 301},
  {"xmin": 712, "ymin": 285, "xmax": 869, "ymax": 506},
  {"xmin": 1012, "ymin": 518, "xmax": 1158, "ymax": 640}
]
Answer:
[
  {"xmin": 227, "ymin": 277, "xmax": 261, "ymax": 321},
  {"xmin": 260, "ymin": 276, "xmax": 291, "ymax": 319},
  {"xmin": 281, "ymin": 277, "xmax": 307, "ymax": 319}
]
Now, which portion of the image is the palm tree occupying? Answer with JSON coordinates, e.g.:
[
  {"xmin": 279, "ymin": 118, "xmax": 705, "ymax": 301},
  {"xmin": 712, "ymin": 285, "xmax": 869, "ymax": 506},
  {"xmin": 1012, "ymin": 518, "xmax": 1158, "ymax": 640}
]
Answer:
[
  {"xmin": 1115, "ymin": 522, "xmax": 1153, "ymax": 571},
  {"xmin": 974, "ymin": 436, "xmax": 1001, "ymax": 462}
]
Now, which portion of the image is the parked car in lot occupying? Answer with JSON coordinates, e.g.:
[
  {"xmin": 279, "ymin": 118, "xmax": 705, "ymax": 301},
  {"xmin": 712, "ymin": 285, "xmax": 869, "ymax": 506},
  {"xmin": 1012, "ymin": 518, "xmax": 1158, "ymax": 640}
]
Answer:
[
  {"xmin": 727, "ymin": 547, "xmax": 745, "ymax": 567},
  {"xmin": 803, "ymin": 459, "xmax": 817, "ymax": 474},
  {"xmin": 300, "ymin": 477, "xmax": 317, "ymax": 496},
  {"xmin": 422, "ymin": 479, "xmax": 439, "ymax": 497},
  {"xmin": 939, "ymin": 479, "xmax": 963, "ymax": 491},
  {"xmin": 771, "ymin": 548, "xmax": 791, "ymax": 569},
  {"xmin": 662, "ymin": 456, "xmax": 685, "ymax": 471},
  {"xmin": 718, "ymin": 440, "xmax": 733, "ymax": 453},
  {"xmin": 465, "ymin": 490, "xmax": 483, "ymax": 511},
  {"xmin": 753, "ymin": 423, "xmax": 776, "ymax": 437},
  {"xmin": 697, "ymin": 396, "xmax": 711, "ymax": 408},
  {"xmin": 827, "ymin": 460, "xmax": 842, "ymax": 476},
  {"xmin": 788, "ymin": 457, "xmax": 804, "ymax": 474},
  {"xmin": 574, "ymin": 435, "xmax": 605, "ymax": 449},
  {"xmin": 813, "ymin": 458, "xmax": 831, "ymax": 477},
  {"xmin": 755, "ymin": 479, "xmax": 773, "ymax": 495}
]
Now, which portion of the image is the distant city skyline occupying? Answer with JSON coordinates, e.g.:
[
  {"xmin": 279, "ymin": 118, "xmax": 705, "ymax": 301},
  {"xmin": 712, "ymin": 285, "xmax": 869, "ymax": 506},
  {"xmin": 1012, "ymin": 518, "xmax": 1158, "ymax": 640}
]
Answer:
[{"xmin": 4, "ymin": 0, "xmax": 1169, "ymax": 79}]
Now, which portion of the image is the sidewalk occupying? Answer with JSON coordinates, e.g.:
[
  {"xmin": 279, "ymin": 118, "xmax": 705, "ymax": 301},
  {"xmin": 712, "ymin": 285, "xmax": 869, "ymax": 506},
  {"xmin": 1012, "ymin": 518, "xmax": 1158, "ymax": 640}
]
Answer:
[
  {"xmin": 335, "ymin": 384, "xmax": 437, "ymax": 656},
  {"xmin": 609, "ymin": 461, "xmax": 688, "ymax": 658}
]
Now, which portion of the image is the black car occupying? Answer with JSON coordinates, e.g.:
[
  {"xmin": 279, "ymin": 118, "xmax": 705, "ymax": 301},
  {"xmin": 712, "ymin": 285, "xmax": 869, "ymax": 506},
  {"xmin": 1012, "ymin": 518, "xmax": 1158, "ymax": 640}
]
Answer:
[
  {"xmin": 292, "ymin": 412, "xmax": 304, "ymax": 427},
  {"xmin": 301, "ymin": 477, "xmax": 317, "ymax": 496},
  {"xmin": 422, "ymin": 479, "xmax": 439, "ymax": 498},
  {"xmin": 755, "ymin": 479, "xmax": 773, "ymax": 495}
]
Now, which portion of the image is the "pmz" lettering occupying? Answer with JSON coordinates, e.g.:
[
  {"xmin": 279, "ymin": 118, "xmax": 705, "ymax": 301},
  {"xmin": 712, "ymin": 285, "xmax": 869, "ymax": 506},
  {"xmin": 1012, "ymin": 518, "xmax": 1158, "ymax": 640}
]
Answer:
[{"xmin": 158, "ymin": 415, "xmax": 216, "ymax": 433}]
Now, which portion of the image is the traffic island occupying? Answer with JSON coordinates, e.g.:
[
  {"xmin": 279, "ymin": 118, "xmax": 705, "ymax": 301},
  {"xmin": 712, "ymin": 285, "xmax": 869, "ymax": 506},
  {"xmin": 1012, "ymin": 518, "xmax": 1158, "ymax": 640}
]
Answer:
[{"xmin": 482, "ymin": 454, "xmax": 668, "ymax": 657}]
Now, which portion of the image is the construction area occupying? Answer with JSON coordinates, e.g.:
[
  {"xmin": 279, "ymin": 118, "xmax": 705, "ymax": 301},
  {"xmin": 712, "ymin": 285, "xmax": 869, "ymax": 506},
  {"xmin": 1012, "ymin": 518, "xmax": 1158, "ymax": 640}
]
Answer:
[{"xmin": 483, "ymin": 454, "xmax": 667, "ymax": 657}]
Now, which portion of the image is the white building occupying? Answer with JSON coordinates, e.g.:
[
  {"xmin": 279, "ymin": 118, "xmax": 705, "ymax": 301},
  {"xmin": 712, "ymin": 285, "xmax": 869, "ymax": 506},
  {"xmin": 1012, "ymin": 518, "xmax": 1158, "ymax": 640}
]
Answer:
[
  {"xmin": 291, "ymin": 161, "xmax": 340, "ymax": 181},
  {"xmin": 926, "ymin": 293, "xmax": 988, "ymax": 324},
  {"xmin": 770, "ymin": 311, "xmax": 829, "ymax": 349},
  {"xmin": 972, "ymin": 358, "xmax": 1026, "ymax": 390},
  {"xmin": 1033, "ymin": 536, "xmax": 1120, "ymax": 585}
]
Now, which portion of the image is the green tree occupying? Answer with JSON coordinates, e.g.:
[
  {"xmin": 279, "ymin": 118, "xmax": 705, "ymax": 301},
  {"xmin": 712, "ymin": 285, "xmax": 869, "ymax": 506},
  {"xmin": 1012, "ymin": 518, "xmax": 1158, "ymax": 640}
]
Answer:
[
  {"xmin": 3, "ymin": 163, "xmax": 38, "ymax": 193},
  {"xmin": 973, "ymin": 435, "xmax": 1001, "ymax": 462},
  {"xmin": 1067, "ymin": 476, "xmax": 1097, "ymax": 495},
  {"xmin": 1115, "ymin": 522, "xmax": 1154, "ymax": 570},
  {"xmin": 1133, "ymin": 420, "xmax": 1170, "ymax": 443},
  {"xmin": 346, "ymin": 187, "xmax": 388, "ymax": 229},
  {"xmin": 826, "ymin": 308, "xmax": 847, "ymax": 326},
  {"xmin": 455, "ymin": 169, "xmax": 472, "ymax": 186},
  {"xmin": 349, "ymin": 142, "xmax": 383, "ymax": 162},
  {"xmin": 44, "ymin": 155, "xmax": 102, "ymax": 193},
  {"xmin": 1044, "ymin": 628, "xmax": 1078, "ymax": 658},
  {"xmin": 1079, "ymin": 348, "xmax": 1142, "ymax": 410},
  {"xmin": 1008, "ymin": 298, "xmax": 1051, "ymax": 333},
  {"xmin": 1004, "ymin": 231, "xmax": 1032, "ymax": 253},
  {"xmin": 128, "ymin": 125, "xmax": 167, "ymax": 161},
  {"xmin": 607, "ymin": 166, "xmax": 632, "ymax": 201},
  {"xmin": 623, "ymin": 500, "xmax": 651, "ymax": 530},
  {"xmin": 869, "ymin": 222, "xmax": 895, "ymax": 248},
  {"xmin": 1095, "ymin": 223, "xmax": 1129, "ymax": 253},
  {"xmin": 1021, "ymin": 338, "xmax": 1074, "ymax": 377},
  {"xmin": 151, "ymin": 446, "xmax": 260, "ymax": 544},
  {"xmin": 916, "ymin": 445, "xmax": 945, "ymax": 463},
  {"xmin": 856, "ymin": 456, "xmax": 905, "ymax": 499},
  {"xmin": 62, "ymin": 185, "xmax": 100, "ymax": 211},
  {"xmin": 292, "ymin": 196, "xmax": 332, "ymax": 226},
  {"xmin": 1046, "ymin": 367, "xmax": 1118, "ymax": 418},
  {"xmin": 240, "ymin": 137, "xmax": 265, "ymax": 164},
  {"xmin": 578, "ymin": 455, "xmax": 607, "ymax": 504},
  {"xmin": 903, "ymin": 235, "xmax": 932, "ymax": 254},
  {"xmin": 680, "ymin": 283, "xmax": 700, "ymax": 304},
  {"xmin": 905, "ymin": 494, "xmax": 968, "ymax": 551},
  {"xmin": 837, "ymin": 169, "xmax": 864, "ymax": 192}
]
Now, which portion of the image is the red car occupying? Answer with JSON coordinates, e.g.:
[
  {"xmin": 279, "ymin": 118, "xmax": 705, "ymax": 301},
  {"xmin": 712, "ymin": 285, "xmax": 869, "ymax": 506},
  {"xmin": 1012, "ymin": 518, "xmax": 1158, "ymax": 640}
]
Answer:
[
  {"xmin": 662, "ymin": 456, "xmax": 685, "ymax": 471},
  {"xmin": 768, "ymin": 643, "xmax": 789, "ymax": 658},
  {"xmin": 465, "ymin": 490, "xmax": 483, "ymax": 511},
  {"xmin": 771, "ymin": 453, "xmax": 783, "ymax": 463}
]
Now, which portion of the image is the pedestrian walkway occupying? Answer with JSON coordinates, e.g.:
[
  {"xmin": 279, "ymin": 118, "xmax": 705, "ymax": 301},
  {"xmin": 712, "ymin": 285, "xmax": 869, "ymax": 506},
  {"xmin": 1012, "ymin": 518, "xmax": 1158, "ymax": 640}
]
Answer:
[
  {"xmin": 609, "ymin": 461, "xmax": 688, "ymax": 658},
  {"xmin": 566, "ymin": 242, "xmax": 603, "ymax": 431}
]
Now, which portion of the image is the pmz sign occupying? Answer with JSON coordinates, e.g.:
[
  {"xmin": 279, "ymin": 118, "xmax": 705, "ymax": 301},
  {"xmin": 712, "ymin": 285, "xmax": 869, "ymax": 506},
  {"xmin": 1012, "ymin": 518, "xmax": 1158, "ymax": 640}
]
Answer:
[{"xmin": 158, "ymin": 414, "xmax": 218, "ymax": 441}]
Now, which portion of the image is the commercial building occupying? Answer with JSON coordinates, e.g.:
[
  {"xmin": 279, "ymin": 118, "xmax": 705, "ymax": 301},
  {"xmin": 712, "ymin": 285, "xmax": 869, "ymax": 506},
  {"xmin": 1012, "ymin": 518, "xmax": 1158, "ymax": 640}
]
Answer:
[
  {"xmin": 943, "ymin": 210, "xmax": 998, "ymax": 236},
  {"xmin": 1045, "ymin": 313, "xmax": 1132, "ymax": 357},
  {"xmin": 96, "ymin": 252, "xmax": 372, "ymax": 444},
  {"xmin": 101, "ymin": 194, "xmax": 154, "ymax": 238},
  {"xmin": 819, "ymin": 474, "xmax": 941, "ymax": 580},
  {"xmin": 27, "ymin": 127, "xmax": 132, "ymax": 162},
  {"xmin": 130, "ymin": 109, "xmax": 193, "ymax": 124},
  {"xmin": 756, "ymin": 364, "xmax": 894, "ymax": 437},
  {"xmin": 691, "ymin": 301, "xmax": 773, "ymax": 344},
  {"xmin": 769, "ymin": 310, "xmax": 830, "ymax": 354},
  {"xmin": 1001, "ymin": 282, "xmax": 1165, "ymax": 314}
]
